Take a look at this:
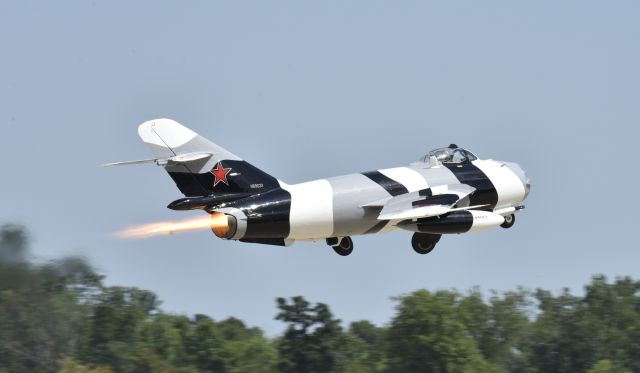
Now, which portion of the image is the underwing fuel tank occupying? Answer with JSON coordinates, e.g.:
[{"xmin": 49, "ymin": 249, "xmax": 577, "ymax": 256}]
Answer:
[{"xmin": 398, "ymin": 210, "xmax": 505, "ymax": 234}]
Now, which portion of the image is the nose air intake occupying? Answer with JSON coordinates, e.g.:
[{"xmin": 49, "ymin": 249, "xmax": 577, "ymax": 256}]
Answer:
[{"xmin": 523, "ymin": 170, "xmax": 531, "ymax": 200}]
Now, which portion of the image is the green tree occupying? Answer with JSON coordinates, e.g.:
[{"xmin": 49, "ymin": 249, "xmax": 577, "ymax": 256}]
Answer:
[
  {"xmin": 345, "ymin": 321, "xmax": 386, "ymax": 372},
  {"xmin": 587, "ymin": 359, "xmax": 632, "ymax": 373},
  {"xmin": 217, "ymin": 317, "xmax": 262, "ymax": 341},
  {"xmin": 129, "ymin": 346, "xmax": 174, "ymax": 373},
  {"xmin": 8, "ymin": 223, "xmax": 640, "ymax": 373},
  {"xmin": 582, "ymin": 276, "xmax": 640, "ymax": 372},
  {"xmin": 223, "ymin": 336, "xmax": 277, "ymax": 373},
  {"xmin": 138, "ymin": 314, "xmax": 186, "ymax": 368},
  {"xmin": 275, "ymin": 296, "xmax": 345, "ymax": 373},
  {"xmin": 0, "ymin": 224, "xmax": 28, "ymax": 263},
  {"xmin": 589, "ymin": 360, "xmax": 613, "ymax": 373},
  {"xmin": 458, "ymin": 288, "xmax": 531, "ymax": 370},
  {"xmin": 215, "ymin": 317, "xmax": 277, "ymax": 373},
  {"xmin": 386, "ymin": 289, "xmax": 496, "ymax": 373},
  {"xmin": 57, "ymin": 357, "xmax": 112, "ymax": 373},
  {"xmin": 521, "ymin": 288, "xmax": 589, "ymax": 372},
  {"xmin": 84, "ymin": 287, "xmax": 159, "ymax": 372},
  {"xmin": 187, "ymin": 314, "xmax": 226, "ymax": 372},
  {"xmin": 521, "ymin": 276, "xmax": 640, "ymax": 372},
  {"xmin": 0, "ymin": 226, "xmax": 98, "ymax": 373}
]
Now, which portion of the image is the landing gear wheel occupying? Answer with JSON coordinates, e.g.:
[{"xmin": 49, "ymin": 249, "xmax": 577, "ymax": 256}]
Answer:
[
  {"xmin": 328, "ymin": 237, "xmax": 353, "ymax": 256},
  {"xmin": 411, "ymin": 233, "xmax": 441, "ymax": 255},
  {"xmin": 501, "ymin": 214, "xmax": 515, "ymax": 229}
]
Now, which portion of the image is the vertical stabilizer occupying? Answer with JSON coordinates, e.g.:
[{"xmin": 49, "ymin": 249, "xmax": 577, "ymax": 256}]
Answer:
[{"xmin": 138, "ymin": 119, "xmax": 280, "ymax": 197}]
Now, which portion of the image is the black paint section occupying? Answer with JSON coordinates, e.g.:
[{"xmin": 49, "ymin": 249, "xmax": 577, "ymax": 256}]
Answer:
[
  {"xmin": 168, "ymin": 165, "xmax": 209, "ymax": 196},
  {"xmin": 412, "ymin": 194, "xmax": 459, "ymax": 208},
  {"xmin": 419, "ymin": 188, "xmax": 433, "ymax": 197},
  {"xmin": 240, "ymin": 238, "xmax": 287, "ymax": 246},
  {"xmin": 362, "ymin": 171, "xmax": 409, "ymax": 196},
  {"xmin": 444, "ymin": 163, "xmax": 498, "ymax": 210},
  {"xmin": 228, "ymin": 188, "xmax": 292, "ymax": 239},
  {"xmin": 167, "ymin": 193, "xmax": 252, "ymax": 210},
  {"xmin": 168, "ymin": 160, "xmax": 280, "ymax": 197},
  {"xmin": 326, "ymin": 237, "xmax": 339, "ymax": 246},
  {"xmin": 415, "ymin": 211, "xmax": 474, "ymax": 234}
]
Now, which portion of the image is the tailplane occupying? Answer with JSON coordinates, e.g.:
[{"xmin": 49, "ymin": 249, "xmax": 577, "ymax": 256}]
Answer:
[{"xmin": 136, "ymin": 119, "xmax": 281, "ymax": 197}]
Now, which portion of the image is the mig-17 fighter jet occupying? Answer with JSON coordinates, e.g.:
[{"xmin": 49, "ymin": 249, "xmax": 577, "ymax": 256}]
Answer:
[{"xmin": 105, "ymin": 119, "xmax": 530, "ymax": 256}]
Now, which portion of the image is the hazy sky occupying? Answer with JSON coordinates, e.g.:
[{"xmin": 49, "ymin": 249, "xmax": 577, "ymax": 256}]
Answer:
[{"xmin": 1, "ymin": 1, "xmax": 639, "ymax": 335}]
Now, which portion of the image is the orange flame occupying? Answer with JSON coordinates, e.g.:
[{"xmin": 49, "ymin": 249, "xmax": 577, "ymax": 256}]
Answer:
[{"xmin": 114, "ymin": 214, "xmax": 224, "ymax": 239}]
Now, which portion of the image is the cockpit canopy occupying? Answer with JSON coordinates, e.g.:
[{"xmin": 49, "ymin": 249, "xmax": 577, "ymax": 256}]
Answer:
[{"xmin": 419, "ymin": 144, "xmax": 478, "ymax": 166}]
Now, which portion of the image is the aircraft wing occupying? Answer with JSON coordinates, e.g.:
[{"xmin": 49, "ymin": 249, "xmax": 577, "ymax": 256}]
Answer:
[{"xmin": 375, "ymin": 184, "xmax": 483, "ymax": 220}]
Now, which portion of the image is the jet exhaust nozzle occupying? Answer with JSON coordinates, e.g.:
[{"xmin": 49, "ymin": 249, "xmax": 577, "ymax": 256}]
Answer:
[{"xmin": 210, "ymin": 212, "xmax": 238, "ymax": 239}]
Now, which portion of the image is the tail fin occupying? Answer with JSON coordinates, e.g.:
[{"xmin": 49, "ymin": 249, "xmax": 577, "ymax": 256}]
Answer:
[{"xmin": 138, "ymin": 119, "xmax": 280, "ymax": 197}]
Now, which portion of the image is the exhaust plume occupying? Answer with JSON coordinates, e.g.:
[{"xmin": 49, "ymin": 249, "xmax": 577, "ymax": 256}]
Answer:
[{"xmin": 114, "ymin": 214, "xmax": 224, "ymax": 238}]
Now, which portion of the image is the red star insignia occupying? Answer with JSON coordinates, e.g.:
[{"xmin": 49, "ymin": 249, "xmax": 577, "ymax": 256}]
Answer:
[{"xmin": 210, "ymin": 161, "xmax": 231, "ymax": 187}]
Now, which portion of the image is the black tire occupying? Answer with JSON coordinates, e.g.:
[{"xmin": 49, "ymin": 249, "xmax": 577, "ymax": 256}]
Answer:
[
  {"xmin": 501, "ymin": 214, "xmax": 515, "ymax": 229},
  {"xmin": 411, "ymin": 233, "xmax": 441, "ymax": 255},
  {"xmin": 332, "ymin": 237, "xmax": 353, "ymax": 256},
  {"xmin": 326, "ymin": 237, "xmax": 339, "ymax": 246},
  {"xmin": 332, "ymin": 245, "xmax": 352, "ymax": 256}
]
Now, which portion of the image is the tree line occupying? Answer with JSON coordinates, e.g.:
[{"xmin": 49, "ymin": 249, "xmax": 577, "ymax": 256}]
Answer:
[{"xmin": 1, "ymin": 224, "xmax": 639, "ymax": 373}]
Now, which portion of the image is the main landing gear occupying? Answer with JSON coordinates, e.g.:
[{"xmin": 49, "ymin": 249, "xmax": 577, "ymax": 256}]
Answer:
[
  {"xmin": 411, "ymin": 233, "xmax": 441, "ymax": 255},
  {"xmin": 326, "ymin": 236, "xmax": 354, "ymax": 256},
  {"xmin": 501, "ymin": 214, "xmax": 515, "ymax": 229}
]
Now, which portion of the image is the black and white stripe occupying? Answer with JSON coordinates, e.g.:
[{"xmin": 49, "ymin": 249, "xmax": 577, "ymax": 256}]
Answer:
[
  {"xmin": 361, "ymin": 171, "xmax": 409, "ymax": 196},
  {"xmin": 444, "ymin": 163, "xmax": 498, "ymax": 210}
]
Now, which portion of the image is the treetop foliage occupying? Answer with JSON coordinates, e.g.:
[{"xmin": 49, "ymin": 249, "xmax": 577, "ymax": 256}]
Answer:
[{"xmin": 1, "ymin": 224, "xmax": 639, "ymax": 373}]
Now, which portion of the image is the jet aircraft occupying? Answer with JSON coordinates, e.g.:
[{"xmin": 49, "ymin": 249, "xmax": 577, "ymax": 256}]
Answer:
[{"xmin": 105, "ymin": 119, "xmax": 530, "ymax": 256}]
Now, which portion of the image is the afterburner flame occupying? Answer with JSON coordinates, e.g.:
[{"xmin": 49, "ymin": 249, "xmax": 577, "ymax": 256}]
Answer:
[
  {"xmin": 210, "ymin": 212, "xmax": 233, "ymax": 238},
  {"xmin": 114, "ymin": 214, "xmax": 224, "ymax": 238}
]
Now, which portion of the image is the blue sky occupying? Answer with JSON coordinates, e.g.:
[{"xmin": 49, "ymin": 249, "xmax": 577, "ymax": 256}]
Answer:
[{"xmin": 1, "ymin": 1, "xmax": 638, "ymax": 335}]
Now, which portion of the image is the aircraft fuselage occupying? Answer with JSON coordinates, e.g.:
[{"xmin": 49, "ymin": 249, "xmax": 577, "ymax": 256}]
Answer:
[{"xmin": 216, "ymin": 159, "xmax": 529, "ymax": 246}]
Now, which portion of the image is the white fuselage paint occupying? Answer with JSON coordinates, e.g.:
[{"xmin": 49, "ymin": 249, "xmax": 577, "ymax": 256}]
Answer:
[
  {"xmin": 280, "ymin": 180, "xmax": 334, "ymax": 240},
  {"xmin": 379, "ymin": 167, "xmax": 430, "ymax": 192},
  {"xmin": 472, "ymin": 160, "xmax": 526, "ymax": 209}
]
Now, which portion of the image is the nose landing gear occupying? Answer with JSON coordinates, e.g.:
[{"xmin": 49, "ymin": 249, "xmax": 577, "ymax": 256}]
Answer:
[
  {"xmin": 326, "ymin": 236, "xmax": 354, "ymax": 256},
  {"xmin": 501, "ymin": 214, "xmax": 515, "ymax": 228},
  {"xmin": 411, "ymin": 233, "xmax": 441, "ymax": 255}
]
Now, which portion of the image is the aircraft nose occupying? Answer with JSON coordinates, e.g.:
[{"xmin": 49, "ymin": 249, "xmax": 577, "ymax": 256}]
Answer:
[
  {"xmin": 504, "ymin": 162, "xmax": 530, "ymax": 200},
  {"xmin": 519, "ymin": 166, "xmax": 531, "ymax": 200}
]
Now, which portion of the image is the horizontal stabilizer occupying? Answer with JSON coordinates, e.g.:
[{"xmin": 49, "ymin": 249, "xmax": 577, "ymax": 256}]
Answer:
[
  {"xmin": 100, "ymin": 152, "xmax": 213, "ymax": 168},
  {"xmin": 100, "ymin": 158, "xmax": 158, "ymax": 167}
]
